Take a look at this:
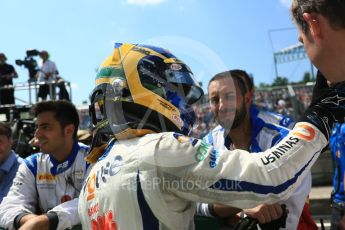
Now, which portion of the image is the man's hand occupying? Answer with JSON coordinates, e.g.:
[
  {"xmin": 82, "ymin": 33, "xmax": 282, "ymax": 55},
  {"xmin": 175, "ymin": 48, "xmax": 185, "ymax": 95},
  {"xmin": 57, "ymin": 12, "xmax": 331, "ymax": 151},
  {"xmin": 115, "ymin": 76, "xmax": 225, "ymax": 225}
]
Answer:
[
  {"xmin": 213, "ymin": 203, "xmax": 241, "ymax": 218},
  {"xmin": 18, "ymin": 215, "xmax": 49, "ymax": 230},
  {"xmin": 243, "ymin": 203, "xmax": 283, "ymax": 224},
  {"xmin": 302, "ymin": 70, "xmax": 345, "ymax": 140}
]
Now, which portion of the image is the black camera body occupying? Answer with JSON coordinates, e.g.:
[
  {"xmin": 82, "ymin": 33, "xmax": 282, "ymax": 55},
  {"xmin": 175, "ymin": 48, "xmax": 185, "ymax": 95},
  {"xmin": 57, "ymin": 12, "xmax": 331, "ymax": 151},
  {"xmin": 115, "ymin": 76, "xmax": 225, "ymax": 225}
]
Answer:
[
  {"xmin": 15, "ymin": 49, "xmax": 40, "ymax": 81},
  {"xmin": 14, "ymin": 119, "xmax": 39, "ymax": 158}
]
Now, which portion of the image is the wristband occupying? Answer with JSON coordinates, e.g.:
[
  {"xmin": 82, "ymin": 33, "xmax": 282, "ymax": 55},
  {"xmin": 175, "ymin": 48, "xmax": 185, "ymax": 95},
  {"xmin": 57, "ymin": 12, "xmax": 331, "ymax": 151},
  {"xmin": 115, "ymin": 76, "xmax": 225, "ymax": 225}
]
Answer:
[
  {"xmin": 46, "ymin": 212, "xmax": 59, "ymax": 230},
  {"xmin": 13, "ymin": 213, "xmax": 29, "ymax": 230},
  {"xmin": 208, "ymin": 203, "xmax": 218, "ymax": 218}
]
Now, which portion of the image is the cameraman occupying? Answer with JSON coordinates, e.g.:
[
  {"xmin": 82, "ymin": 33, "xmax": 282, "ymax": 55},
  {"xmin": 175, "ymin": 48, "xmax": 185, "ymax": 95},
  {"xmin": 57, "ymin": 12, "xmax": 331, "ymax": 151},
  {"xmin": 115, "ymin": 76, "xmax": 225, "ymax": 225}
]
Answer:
[
  {"xmin": 0, "ymin": 53, "xmax": 18, "ymax": 106},
  {"xmin": 37, "ymin": 50, "xmax": 58, "ymax": 101}
]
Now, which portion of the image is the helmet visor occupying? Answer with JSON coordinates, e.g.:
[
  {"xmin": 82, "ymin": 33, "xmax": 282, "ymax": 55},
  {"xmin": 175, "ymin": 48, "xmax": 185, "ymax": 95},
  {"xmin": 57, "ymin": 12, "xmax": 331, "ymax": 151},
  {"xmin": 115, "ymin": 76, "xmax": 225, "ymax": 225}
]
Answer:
[
  {"xmin": 138, "ymin": 57, "xmax": 203, "ymax": 106},
  {"xmin": 164, "ymin": 68, "xmax": 203, "ymax": 104}
]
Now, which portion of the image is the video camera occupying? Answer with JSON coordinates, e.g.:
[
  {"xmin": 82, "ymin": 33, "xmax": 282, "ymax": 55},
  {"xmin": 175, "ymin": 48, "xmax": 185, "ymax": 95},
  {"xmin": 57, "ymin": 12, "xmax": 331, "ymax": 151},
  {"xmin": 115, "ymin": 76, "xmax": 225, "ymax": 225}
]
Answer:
[
  {"xmin": 13, "ymin": 119, "xmax": 39, "ymax": 158},
  {"xmin": 15, "ymin": 49, "xmax": 40, "ymax": 81}
]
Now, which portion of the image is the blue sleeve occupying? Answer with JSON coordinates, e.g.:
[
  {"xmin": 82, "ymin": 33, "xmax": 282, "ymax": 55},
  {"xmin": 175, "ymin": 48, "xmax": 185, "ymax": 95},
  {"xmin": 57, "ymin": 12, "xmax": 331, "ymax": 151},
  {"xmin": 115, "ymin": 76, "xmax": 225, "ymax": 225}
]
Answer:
[{"xmin": 23, "ymin": 153, "xmax": 39, "ymax": 177}]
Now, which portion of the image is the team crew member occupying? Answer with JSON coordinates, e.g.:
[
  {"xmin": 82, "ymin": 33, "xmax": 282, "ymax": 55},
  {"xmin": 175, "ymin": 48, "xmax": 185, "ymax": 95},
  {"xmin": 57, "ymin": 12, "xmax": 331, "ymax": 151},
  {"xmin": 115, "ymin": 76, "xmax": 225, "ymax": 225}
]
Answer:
[
  {"xmin": 198, "ymin": 70, "xmax": 316, "ymax": 229},
  {"xmin": 78, "ymin": 43, "xmax": 345, "ymax": 230},
  {"xmin": 0, "ymin": 100, "xmax": 91, "ymax": 230}
]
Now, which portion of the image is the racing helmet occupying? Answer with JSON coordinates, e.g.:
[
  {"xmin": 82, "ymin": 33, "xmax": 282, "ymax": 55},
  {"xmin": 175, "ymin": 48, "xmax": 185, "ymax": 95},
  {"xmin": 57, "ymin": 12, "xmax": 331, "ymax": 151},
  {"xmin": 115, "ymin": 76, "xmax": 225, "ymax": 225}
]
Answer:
[{"xmin": 89, "ymin": 43, "xmax": 203, "ymax": 142}]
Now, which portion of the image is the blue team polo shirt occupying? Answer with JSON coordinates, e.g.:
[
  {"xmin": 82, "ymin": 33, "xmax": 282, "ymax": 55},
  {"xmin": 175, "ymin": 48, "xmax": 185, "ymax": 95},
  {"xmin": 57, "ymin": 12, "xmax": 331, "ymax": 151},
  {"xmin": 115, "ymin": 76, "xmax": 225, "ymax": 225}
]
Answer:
[{"xmin": 0, "ymin": 151, "xmax": 22, "ymax": 202}]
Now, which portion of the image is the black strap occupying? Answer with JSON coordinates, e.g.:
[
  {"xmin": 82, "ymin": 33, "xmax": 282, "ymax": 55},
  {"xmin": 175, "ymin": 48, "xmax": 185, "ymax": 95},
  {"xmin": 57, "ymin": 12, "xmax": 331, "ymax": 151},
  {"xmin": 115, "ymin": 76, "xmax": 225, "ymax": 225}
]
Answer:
[
  {"xmin": 13, "ymin": 213, "xmax": 29, "ymax": 230},
  {"xmin": 46, "ymin": 212, "xmax": 59, "ymax": 230}
]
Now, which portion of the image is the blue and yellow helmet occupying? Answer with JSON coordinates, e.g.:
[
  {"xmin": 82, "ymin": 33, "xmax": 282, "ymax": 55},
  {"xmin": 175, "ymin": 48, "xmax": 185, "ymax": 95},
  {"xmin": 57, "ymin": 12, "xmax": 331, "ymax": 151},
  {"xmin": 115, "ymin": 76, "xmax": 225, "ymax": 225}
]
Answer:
[{"xmin": 89, "ymin": 43, "xmax": 203, "ymax": 141}]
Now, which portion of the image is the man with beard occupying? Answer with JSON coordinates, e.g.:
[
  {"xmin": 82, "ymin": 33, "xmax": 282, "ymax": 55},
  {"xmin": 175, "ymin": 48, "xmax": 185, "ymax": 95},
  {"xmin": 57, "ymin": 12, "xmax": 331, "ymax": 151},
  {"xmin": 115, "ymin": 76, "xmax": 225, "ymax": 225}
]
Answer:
[
  {"xmin": 0, "ymin": 100, "xmax": 91, "ymax": 230},
  {"xmin": 197, "ymin": 70, "xmax": 316, "ymax": 229}
]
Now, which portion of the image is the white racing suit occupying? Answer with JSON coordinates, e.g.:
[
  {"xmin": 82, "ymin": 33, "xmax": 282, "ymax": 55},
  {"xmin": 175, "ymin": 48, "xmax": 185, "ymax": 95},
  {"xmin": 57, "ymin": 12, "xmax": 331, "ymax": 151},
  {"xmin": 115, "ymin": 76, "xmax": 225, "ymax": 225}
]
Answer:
[
  {"xmin": 78, "ymin": 122, "xmax": 325, "ymax": 230},
  {"xmin": 198, "ymin": 115, "xmax": 310, "ymax": 229},
  {"xmin": 0, "ymin": 142, "xmax": 91, "ymax": 230}
]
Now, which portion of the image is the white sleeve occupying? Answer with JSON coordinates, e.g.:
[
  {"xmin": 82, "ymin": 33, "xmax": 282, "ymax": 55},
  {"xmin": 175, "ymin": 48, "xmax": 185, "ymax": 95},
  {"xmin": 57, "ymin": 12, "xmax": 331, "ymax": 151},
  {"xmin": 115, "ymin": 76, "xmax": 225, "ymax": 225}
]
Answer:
[
  {"xmin": 196, "ymin": 203, "xmax": 214, "ymax": 217},
  {"xmin": 49, "ymin": 162, "xmax": 93, "ymax": 230},
  {"xmin": 49, "ymin": 198, "xmax": 80, "ymax": 230},
  {"xmin": 42, "ymin": 61, "xmax": 57, "ymax": 74},
  {"xmin": 146, "ymin": 122, "xmax": 326, "ymax": 209},
  {"xmin": 0, "ymin": 164, "xmax": 37, "ymax": 230}
]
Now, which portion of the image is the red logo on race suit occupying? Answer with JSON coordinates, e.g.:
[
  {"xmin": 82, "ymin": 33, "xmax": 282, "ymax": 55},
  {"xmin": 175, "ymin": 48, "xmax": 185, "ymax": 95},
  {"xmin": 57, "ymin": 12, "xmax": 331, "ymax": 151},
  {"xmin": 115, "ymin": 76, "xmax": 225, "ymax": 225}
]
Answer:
[
  {"xmin": 260, "ymin": 123, "xmax": 317, "ymax": 166},
  {"xmin": 61, "ymin": 195, "xmax": 72, "ymax": 203},
  {"xmin": 91, "ymin": 210, "xmax": 118, "ymax": 230},
  {"xmin": 291, "ymin": 123, "xmax": 316, "ymax": 141},
  {"xmin": 88, "ymin": 203, "xmax": 99, "ymax": 217}
]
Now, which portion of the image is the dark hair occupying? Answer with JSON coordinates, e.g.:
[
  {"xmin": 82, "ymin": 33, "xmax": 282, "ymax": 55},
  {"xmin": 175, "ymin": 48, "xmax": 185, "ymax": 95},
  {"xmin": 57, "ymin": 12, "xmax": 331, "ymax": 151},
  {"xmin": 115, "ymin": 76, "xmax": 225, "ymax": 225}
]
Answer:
[
  {"xmin": 208, "ymin": 70, "xmax": 250, "ymax": 96},
  {"xmin": 229, "ymin": 69, "xmax": 254, "ymax": 92},
  {"xmin": 0, "ymin": 53, "xmax": 7, "ymax": 61},
  {"xmin": 32, "ymin": 100, "xmax": 79, "ymax": 139},
  {"xmin": 291, "ymin": 0, "xmax": 345, "ymax": 33},
  {"xmin": 0, "ymin": 122, "xmax": 12, "ymax": 139}
]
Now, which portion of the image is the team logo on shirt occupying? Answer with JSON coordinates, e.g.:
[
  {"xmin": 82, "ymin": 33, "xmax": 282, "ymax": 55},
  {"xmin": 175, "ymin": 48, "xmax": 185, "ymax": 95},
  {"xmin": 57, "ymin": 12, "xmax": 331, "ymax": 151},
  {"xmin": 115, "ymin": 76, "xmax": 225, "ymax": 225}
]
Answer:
[
  {"xmin": 195, "ymin": 142, "xmax": 211, "ymax": 162},
  {"xmin": 209, "ymin": 149, "xmax": 219, "ymax": 168},
  {"xmin": 88, "ymin": 203, "xmax": 99, "ymax": 217},
  {"xmin": 55, "ymin": 161, "xmax": 69, "ymax": 174},
  {"xmin": 321, "ymin": 94, "xmax": 345, "ymax": 106},
  {"xmin": 38, "ymin": 173, "xmax": 56, "ymax": 181},
  {"xmin": 84, "ymin": 155, "xmax": 123, "ymax": 201},
  {"xmin": 91, "ymin": 210, "xmax": 118, "ymax": 230}
]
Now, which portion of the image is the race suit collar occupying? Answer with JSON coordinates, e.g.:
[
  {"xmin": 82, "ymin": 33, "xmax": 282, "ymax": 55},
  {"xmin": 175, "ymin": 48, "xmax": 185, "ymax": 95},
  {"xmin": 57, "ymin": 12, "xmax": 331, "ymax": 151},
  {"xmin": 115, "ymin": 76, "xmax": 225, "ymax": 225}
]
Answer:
[
  {"xmin": 97, "ymin": 139, "xmax": 116, "ymax": 161},
  {"xmin": 50, "ymin": 141, "xmax": 79, "ymax": 175}
]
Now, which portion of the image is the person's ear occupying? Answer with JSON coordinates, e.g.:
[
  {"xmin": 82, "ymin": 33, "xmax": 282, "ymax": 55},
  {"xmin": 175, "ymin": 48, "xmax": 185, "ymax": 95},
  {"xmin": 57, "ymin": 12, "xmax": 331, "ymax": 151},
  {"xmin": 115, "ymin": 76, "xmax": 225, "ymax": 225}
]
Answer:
[
  {"xmin": 245, "ymin": 91, "xmax": 252, "ymax": 109},
  {"xmin": 303, "ymin": 12, "xmax": 322, "ymax": 40},
  {"xmin": 64, "ymin": 124, "xmax": 75, "ymax": 137}
]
